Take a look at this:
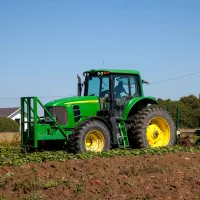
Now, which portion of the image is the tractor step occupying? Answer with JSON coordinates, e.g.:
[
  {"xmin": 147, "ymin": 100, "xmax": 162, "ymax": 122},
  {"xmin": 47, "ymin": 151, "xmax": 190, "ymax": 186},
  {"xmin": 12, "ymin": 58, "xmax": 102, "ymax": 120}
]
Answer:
[
  {"xmin": 117, "ymin": 136, "xmax": 128, "ymax": 148},
  {"xmin": 116, "ymin": 121, "xmax": 129, "ymax": 148}
]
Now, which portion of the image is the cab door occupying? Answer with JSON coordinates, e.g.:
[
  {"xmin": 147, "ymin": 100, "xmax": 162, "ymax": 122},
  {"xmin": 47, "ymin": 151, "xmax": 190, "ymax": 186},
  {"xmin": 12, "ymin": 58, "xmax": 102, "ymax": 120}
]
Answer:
[{"xmin": 112, "ymin": 74, "xmax": 141, "ymax": 117}]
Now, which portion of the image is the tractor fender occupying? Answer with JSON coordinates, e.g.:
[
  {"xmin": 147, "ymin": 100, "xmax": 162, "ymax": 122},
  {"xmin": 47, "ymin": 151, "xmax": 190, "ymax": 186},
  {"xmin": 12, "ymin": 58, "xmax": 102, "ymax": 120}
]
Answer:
[{"xmin": 123, "ymin": 96, "xmax": 158, "ymax": 119}]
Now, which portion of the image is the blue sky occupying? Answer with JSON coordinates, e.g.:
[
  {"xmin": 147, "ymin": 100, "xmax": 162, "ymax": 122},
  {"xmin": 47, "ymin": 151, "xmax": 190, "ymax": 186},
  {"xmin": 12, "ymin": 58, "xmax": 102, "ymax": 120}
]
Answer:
[{"xmin": 0, "ymin": 0, "xmax": 200, "ymax": 108}]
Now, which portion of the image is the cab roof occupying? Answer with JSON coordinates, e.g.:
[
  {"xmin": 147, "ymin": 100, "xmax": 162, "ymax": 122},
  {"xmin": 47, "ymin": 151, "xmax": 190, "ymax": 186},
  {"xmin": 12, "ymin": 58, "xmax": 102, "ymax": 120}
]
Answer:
[{"xmin": 83, "ymin": 69, "xmax": 140, "ymax": 75}]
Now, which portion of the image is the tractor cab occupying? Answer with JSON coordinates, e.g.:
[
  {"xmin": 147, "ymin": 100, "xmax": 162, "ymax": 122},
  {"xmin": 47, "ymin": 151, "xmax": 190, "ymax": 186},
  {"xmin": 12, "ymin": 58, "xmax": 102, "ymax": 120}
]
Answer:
[{"xmin": 78, "ymin": 69, "xmax": 143, "ymax": 116}]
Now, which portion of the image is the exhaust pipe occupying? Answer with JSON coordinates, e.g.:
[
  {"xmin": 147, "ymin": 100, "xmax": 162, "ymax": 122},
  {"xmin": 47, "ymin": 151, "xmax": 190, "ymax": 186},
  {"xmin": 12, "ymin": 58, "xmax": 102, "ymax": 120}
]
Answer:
[{"xmin": 77, "ymin": 74, "xmax": 82, "ymax": 96}]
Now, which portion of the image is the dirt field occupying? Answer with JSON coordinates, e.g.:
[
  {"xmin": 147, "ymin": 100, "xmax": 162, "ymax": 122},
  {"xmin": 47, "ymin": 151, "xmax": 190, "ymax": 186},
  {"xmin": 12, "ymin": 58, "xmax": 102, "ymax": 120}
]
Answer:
[{"xmin": 0, "ymin": 152, "xmax": 199, "ymax": 200}]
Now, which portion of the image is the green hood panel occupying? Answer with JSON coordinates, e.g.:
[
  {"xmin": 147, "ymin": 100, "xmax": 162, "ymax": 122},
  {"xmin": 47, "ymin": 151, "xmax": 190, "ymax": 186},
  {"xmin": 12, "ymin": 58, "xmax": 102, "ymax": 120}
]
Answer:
[
  {"xmin": 44, "ymin": 96, "xmax": 100, "ymax": 129},
  {"xmin": 45, "ymin": 96, "xmax": 99, "ymax": 107}
]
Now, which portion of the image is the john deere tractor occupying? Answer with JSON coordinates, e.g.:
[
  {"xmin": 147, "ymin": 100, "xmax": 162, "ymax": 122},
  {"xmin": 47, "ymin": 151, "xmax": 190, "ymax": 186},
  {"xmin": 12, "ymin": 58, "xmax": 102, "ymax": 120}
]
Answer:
[{"xmin": 21, "ymin": 69, "xmax": 177, "ymax": 153}]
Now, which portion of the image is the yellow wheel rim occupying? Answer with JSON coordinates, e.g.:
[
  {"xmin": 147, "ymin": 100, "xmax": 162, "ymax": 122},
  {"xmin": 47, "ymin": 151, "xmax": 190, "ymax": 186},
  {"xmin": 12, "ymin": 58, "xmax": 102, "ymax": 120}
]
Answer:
[
  {"xmin": 146, "ymin": 117, "xmax": 170, "ymax": 147},
  {"xmin": 85, "ymin": 130, "xmax": 105, "ymax": 152}
]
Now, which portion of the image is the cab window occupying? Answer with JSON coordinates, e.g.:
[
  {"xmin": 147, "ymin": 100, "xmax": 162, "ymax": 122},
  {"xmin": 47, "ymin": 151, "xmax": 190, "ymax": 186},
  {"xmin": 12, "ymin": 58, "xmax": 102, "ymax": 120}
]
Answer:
[
  {"xmin": 114, "ymin": 76, "xmax": 129, "ymax": 99},
  {"xmin": 130, "ymin": 75, "xmax": 140, "ymax": 97}
]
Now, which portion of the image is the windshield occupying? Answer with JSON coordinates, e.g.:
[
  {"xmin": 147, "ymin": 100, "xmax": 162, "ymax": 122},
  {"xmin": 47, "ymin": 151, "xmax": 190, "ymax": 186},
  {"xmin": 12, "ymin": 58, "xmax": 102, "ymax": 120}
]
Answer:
[{"xmin": 86, "ymin": 76, "xmax": 110, "ymax": 97}]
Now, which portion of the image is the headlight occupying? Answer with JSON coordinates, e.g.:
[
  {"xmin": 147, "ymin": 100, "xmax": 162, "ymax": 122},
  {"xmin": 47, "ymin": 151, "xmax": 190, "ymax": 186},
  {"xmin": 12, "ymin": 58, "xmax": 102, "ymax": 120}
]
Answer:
[
  {"xmin": 97, "ymin": 72, "xmax": 104, "ymax": 76},
  {"xmin": 83, "ymin": 72, "xmax": 90, "ymax": 77}
]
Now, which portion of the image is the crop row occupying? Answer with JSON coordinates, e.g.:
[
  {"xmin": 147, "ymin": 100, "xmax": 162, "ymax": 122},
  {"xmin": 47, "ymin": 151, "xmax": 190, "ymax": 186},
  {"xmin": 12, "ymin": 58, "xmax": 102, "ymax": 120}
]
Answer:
[{"xmin": 0, "ymin": 145, "xmax": 199, "ymax": 166}]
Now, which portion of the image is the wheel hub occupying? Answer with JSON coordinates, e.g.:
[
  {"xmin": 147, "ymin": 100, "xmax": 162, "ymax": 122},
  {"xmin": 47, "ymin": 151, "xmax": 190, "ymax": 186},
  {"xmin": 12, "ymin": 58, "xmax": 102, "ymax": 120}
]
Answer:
[
  {"xmin": 153, "ymin": 130, "xmax": 159, "ymax": 138},
  {"xmin": 85, "ymin": 130, "xmax": 105, "ymax": 152},
  {"xmin": 86, "ymin": 138, "xmax": 93, "ymax": 147},
  {"xmin": 146, "ymin": 117, "xmax": 170, "ymax": 147}
]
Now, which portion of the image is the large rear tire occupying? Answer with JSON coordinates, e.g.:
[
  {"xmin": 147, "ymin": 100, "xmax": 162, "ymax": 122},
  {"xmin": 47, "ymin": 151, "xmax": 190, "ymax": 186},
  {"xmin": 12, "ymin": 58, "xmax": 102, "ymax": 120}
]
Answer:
[
  {"xmin": 128, "ymin": 106, "xmax": 177, "ymax": 148},
  {"xmin": 66, "ymin": 120, "xmax": 111, "ymax": 153}
]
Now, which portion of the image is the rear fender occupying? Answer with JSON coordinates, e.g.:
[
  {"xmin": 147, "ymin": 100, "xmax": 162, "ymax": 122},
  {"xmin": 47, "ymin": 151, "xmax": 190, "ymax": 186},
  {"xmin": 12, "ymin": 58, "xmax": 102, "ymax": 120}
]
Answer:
[{"xmin": 123, "ymin": 97, "xmax": 158, "ymax": 119}]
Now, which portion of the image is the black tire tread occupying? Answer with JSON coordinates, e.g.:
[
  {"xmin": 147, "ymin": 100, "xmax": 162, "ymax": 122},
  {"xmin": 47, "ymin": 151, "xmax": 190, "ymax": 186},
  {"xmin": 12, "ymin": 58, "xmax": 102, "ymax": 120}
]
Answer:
[
  {"xmin": 128, "ymin": 105, "xmax": 176, "ymax": 148},
  {"xmin": 66, "ymin": 119, "xmax": 110, "ymax": 153}
]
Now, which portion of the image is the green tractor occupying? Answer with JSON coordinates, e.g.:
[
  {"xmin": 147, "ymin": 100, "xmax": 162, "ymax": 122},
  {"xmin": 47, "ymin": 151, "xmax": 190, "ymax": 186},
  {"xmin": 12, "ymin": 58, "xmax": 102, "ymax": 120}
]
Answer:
[{"xmin": 21, "ymin": 69, "xmax": 177, "ymax": 153}]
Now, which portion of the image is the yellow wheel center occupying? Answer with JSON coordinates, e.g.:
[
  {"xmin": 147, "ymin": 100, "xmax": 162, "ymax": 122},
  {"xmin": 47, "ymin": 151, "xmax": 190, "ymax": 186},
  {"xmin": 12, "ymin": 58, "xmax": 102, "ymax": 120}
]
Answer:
[
  {"xmin": 85, "ymin": 130, "xmax": 105, "ymax": 152},
  {"xmin": 86, "ymin": 138, "xmax": 93, "ymax": 147},
  {"xmin": 153, "ymin": 130, "xmax": 159, "ymax": 138},
  {"xmin": 146, "ymin": 117, "xmax": 170, "ymax": 147}
]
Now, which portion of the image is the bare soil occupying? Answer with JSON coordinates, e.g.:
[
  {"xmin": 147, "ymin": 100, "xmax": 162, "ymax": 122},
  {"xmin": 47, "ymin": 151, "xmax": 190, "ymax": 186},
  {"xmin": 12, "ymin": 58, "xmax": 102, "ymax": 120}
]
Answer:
[{"xmin": 0, "ymin": 152, "xmax": 199, "ymax": 200}]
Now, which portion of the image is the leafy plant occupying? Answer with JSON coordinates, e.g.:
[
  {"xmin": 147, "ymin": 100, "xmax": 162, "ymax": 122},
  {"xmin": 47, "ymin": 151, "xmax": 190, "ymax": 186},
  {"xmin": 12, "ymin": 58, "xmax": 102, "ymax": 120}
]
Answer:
[
  {"xmin": 0, "ymin": 145, "xmax": 199, "ymax": 166},
  {"xmin": 74, "ymin": 181, "xmax": 84, "ymax": 194},
  {"xmin": 0, "ymin": 195, "xmax": 7, "ymax": 200},
  {"xmin": 43, "ymin": 180, "xmax": 61, "ymax": 189},
  {"xmin": 0, "ymin": 172, "xmax": 14, "ymax": 188},
  {"xmin": 23, "ymin": 192, "xmax": 44, "ymax": 200}
]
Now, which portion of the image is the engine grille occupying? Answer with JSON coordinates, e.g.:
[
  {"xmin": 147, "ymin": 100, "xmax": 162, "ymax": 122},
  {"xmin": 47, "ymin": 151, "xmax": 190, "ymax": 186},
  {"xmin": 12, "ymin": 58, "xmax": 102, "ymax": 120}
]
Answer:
[
  {"xmin": 73, "ymin": 105, "xmax": 81, "ymax": 122},
  {"xmin": 45, "ymin": 106, "xmax": 68, "ymax": 125}
]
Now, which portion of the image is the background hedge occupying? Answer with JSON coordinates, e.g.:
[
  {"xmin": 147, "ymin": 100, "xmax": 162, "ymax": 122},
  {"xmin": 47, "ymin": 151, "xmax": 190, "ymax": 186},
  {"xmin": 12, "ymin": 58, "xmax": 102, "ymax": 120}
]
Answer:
[
  {"xmin": 0, "ymin": 117, "xmax": 19, "ymax": 132},
  {"xmin": 157, "ymin": 94, "xmax": 200, "ymax": 129}
]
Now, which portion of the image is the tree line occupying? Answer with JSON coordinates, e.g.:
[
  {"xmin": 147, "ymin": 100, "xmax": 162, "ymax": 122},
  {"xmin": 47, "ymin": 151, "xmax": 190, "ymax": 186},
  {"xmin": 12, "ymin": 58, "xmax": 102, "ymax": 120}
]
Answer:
[{"xmin": 157, "ymin": 94, "xmax": 200, "ymax": 129}]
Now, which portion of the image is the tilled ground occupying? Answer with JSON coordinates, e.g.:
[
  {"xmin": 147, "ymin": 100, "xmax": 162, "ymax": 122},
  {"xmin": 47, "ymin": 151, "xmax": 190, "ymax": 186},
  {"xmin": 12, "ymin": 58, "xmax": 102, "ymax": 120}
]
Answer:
[{"xmin": 0, "ymin": 152, "xmax": 199, "ymax": 200}]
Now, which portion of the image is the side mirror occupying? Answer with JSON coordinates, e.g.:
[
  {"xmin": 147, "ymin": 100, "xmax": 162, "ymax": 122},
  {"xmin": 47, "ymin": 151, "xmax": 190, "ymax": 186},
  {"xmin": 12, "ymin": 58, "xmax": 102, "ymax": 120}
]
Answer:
[{"xmin": 142, "ymin": 79, "xmax": 151, "ymax": 84}]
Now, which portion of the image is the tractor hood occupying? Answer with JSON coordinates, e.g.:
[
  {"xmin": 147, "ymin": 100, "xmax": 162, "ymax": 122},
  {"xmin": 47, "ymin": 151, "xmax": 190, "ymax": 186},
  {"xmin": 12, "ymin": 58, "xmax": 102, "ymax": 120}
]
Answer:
[
  {"xmin": 45, "ymin": 96, "xmax": 101, "ymax": 127},
  {"xmin": 45, "ymin": 96, "xmax": 99, "ymax": 107}
]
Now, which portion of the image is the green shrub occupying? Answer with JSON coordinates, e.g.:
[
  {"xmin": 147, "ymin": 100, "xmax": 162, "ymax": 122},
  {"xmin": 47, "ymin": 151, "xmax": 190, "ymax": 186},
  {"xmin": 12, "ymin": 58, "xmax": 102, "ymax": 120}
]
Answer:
[
  {"xmin": 157, "ymin": 95, "xmax": 200, "ymax": 129},
  {"xmin": 0, "ymin": 117, "xmax": 19, "ymax": 132}
]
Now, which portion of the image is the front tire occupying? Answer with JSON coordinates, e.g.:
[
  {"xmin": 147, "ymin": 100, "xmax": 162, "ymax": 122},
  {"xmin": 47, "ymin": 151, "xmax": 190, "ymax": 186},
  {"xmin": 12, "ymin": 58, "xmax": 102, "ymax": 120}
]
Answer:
[
  {"xmin": 66, "ymin": 120, "xmax": 111, "ymax": 153},
  {"xmin": 128, "ymin": 106, "xmax": 177, "ymax": 148}
]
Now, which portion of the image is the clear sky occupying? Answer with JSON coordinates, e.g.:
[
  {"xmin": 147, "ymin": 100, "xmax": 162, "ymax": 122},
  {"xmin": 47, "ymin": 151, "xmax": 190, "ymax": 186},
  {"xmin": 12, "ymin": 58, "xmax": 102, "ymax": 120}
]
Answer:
[{"xmin": 1, "ymin": 0, "xmax": 200, "ymax": 108}]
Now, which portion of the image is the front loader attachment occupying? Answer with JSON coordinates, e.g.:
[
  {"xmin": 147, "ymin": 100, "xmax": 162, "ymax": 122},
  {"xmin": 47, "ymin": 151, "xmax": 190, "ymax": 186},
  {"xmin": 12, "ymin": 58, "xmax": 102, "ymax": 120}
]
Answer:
[{"xmin": 20, "ymin": 97, "xmax": 68, "ymax": 150}]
